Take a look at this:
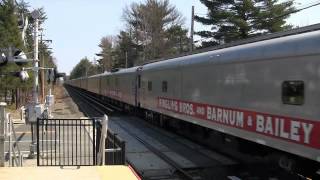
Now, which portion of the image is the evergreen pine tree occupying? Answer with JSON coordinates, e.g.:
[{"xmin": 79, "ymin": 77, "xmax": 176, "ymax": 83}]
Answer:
[
  {"xmin": 123, "ymin": 0, "xmax": 185, "ymax": 63},
  {"xmin": 114, "ymin": 31, "xmax": 139, "ymax": 68},
  {"xmin": 0, "ymin": 0, "xmax": 23, "ymax": 49},
  {"xmin": 195, "ymin": 0, "xmax": 295, "ymax": 47},
  {"xmin": 0, "ymin": 0, "xmax": 25, "ymax": 92},
  {"xmin": 255, "ymin": 0, "xmax": 295, "ymax": 33},
  {"xmin": 70, "ymin": 58, "xmax": 93, "ymax": 79}
]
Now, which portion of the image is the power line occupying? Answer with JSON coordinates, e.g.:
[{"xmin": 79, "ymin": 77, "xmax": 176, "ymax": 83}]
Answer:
[
  {"xmin": 299, "ymin": 0, "xmax": 320, "ymax": 8},
  {"xmin": 194, "ymin": 1, "xmax": 320, "ymax": 42},
  {"xmin": 194, "ymin": 1, "xmax": 320, "ymax": 21},
  {"xmin": 297, "ymin": 0, "xmax": 320, "ymax": 12},
  {"xmin": 275, "ymin": 1, "xmax": 320, "ymax": 20},
  {"xmin": 194, "ymin": 13, "xmax": 207, "ymax": 16}
]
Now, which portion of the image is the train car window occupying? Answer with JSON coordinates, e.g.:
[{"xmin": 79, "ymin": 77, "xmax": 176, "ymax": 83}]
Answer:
[
  {"xmin": 282, "ymin": 81, "xmax": 304, "ymax": 105},
  {"xmin": 148, "ymin": 81, "xmax": 152, "ymax": 91},
  {"xmin": 162, "ymin": 81, "xmax": 168, "ymax": 93}
]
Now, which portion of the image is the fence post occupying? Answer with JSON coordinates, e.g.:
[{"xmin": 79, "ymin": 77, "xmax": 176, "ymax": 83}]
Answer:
[
  {"xmin": 8, "ymin": 114, "xmax": 11, "ymax": 167},
  {"xmin": 98, "ymin": 115, "xmax": 108, "ymax": 165},
  {"xmin": 0, "ymin": 102, "xmax": 7, "ymax": 167},
  {"xmin": 95, "ymin": 120, "xmax": 101, "ymax": 164},
  {"xmin": 93, "ymin": 119, "xmax": 96, "ymax": 165},
  {"xmin": 121, "ymin": 141, "xmax": 125, "ymax": 165},
  {"xmin": 36, "ymin": 118, "xmax": 40, "ymax": 166},
  {"xmin": 113, "ymin": 133, "xmax": 116, "ymax": 165}
]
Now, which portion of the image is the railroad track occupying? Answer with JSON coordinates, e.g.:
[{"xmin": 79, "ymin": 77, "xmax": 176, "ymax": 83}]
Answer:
[
  {"xmin": 65, "ymin": 85, "xmax": 204, "ymax": 179},
  {"xmin": 65, "ymin": 85, "xmax": 308, "ymax": 180},
  {"xmin": 111, "ymin": 119, "xmax": 200, "ymax": 180}
]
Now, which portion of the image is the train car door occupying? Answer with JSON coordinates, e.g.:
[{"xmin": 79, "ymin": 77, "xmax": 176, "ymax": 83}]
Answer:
[
  {"xmin": 98, "ymin": 76, "xmax": 101, "ymax": 95},
  {"xmin": 135, "ymin": 67, "xmax": 143, "ymax": 107}
]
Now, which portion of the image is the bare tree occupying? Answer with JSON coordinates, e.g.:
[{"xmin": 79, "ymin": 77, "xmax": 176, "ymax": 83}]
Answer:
[{"xmin": 123, "ymin": 0, "xmax": 185, "ymax": 63}]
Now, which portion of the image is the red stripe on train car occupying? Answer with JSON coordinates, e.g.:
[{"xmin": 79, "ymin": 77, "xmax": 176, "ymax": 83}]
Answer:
[{"xmin": 157, "ymin": 97, "xmax": 320, "ymax": 149}]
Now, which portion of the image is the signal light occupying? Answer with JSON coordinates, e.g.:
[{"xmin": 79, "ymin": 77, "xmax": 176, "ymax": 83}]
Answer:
[
  {"xmin": 13, "ymin": 50, "xmax": 28, "ymax": 66},
  {"xmin": 0, "ymin": 52, "xmax": 8, "ymax": 67},
  {"xmin": 0, "ymin": 48, "xmax": 31, "ymax": 67},
  {"xmin": 46, "ymin": 68, "xmax": 65, "ymax": 84},
  {"xmin": 19, "ymin": 70, "xmax": 29, "ymax": 82},
  {"xmin": 1, "ymin": 70, "xmax": 30, "ymax": 82},
  {"xmin": 12, "ymin": 70, "xmax": 29, "ymax": 82},
  {"xmin": 47, "ymin": 68, "xmax": 55, "ymax": 84}
]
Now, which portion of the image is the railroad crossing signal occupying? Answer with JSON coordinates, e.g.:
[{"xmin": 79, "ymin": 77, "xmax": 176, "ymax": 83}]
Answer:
[
  {"xmin": 0, "ymin": 48, "xmax": 32, "ymax": 81},
  {"xmin": 0, "ymin": 48, "xmax": 33, "ymax": 67}
]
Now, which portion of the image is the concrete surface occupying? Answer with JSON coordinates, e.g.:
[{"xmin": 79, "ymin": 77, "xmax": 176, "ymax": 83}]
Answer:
[
  {"xmin": 109, "ymin": 116, "xmax": 175, "ymax": 177},
  {"xmin": 0, "ymin": 166, "xmax": 140, "ymax": 180}
]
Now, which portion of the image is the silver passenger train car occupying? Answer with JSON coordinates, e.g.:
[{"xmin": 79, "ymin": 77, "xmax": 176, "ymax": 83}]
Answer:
[{"xmin": 67, "ymin": 27, "xmax": 320, "ymax": 167}]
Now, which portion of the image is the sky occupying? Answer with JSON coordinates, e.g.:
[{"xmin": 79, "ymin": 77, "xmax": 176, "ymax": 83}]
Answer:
[{"xmin": 25, "ymin": 0, "xmax": 320, "ymax": 74}]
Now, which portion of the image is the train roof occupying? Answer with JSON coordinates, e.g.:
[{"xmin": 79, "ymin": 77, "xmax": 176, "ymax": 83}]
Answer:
[
  {"xmin": 69, "ymin": 77, "xmax": 83, "ymax": 81},
  {"xmin": 111, "ymin": 66, "xmax": 140, "ymax": 75},
  {"xmin": 144, "ymin": 23, "xmax": 320, "ymax": 65},
  {"xmin": 142, "ymin": 30, "xmax": 320, "ymax": 71},
  {"xmin": 83, "ymin": 66, "xmax": 140, "ymax": 79},
  {"xmin": 87, "ymin": 74, "xmax": 101, "ymax": 78},
  {"xmin": 70, "ymin": 24, "xmax": 320, "ymax": 76}
]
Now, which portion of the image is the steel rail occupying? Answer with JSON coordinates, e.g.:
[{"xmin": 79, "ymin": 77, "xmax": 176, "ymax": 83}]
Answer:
[
  {"xmin": 124, "ymin": 116, "xmax": 241, "ymax": 165},
  {"xmin": 65, "ymin": 85, "xmax": 196, "ymax": 180},
  {"xmin": 112, "ymin": 119, "xmax": 196, "ymax": 180}
]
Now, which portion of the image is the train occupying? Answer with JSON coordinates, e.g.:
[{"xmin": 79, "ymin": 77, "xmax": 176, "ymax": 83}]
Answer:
[{"xmin": 66, "ymin": 25, "xmax": 320, "ymax": 172}]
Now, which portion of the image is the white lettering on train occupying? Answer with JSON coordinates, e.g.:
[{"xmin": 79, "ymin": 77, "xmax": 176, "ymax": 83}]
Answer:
[
  {"xmin": 256, "ymin": 114, "xmax": 314, "ymax": 144},
  {"xmin": 196, "ymin": 106, "xmax": 205, "ymax": 116},
  {"xmin": 158, "ymin": 97, "xmax": 317, "ymax": 147},
  {"xmin": 179, "ymin": 102, "xmax": 195, "ymax": 115},
  {"xmin": 302, "ymin": 123, "xmax": 313, "ymax": 144},
  {"xmin": 159, "ymin": 99, "xmax": 178, "ymax": 111},
  {"xmin": 207, "ymin": 107, "xmax": 244, "ymax": 128}
]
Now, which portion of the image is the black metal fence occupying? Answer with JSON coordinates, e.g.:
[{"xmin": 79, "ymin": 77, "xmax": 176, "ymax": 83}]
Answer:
[
  {"xmin": 36, "ymin": 118, "xmax": 126, "ymax": 166},
  {"xmin": 37, "ymin": 118, "xmax": 97, "ymax": 166}
]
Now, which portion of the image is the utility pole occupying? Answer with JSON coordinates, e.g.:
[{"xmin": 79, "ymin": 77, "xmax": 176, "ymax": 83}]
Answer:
[
  {"xmin": 190, "ymin": 6, "xmax": 195, "ymax": 52},
  {"xmin": 26, "ymin": 11, "xmax": 54, "ymax": 157},
  {"xmin": 29, "ymin": 11, "xmax": 39, "ymax": 157},
  {"xmin": 33, "ymin": 17, "xmax": 39, "ymax": 105},
  {"xmin": 40, "ymin": 32, "xmax": 45, "ymax": 104}
]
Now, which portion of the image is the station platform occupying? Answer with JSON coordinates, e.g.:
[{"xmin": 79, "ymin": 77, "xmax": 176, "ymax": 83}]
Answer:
[
  {"xmin": 4, "ymin": 86, "xmax": 86, "ymax": 166},
  {"xmin": 0, "ymin": 165, "xmax": 140, "ymax": 180},
  {"xmin": 1, "ymin": 86, "xmax": 139, "ymax": 179}
]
